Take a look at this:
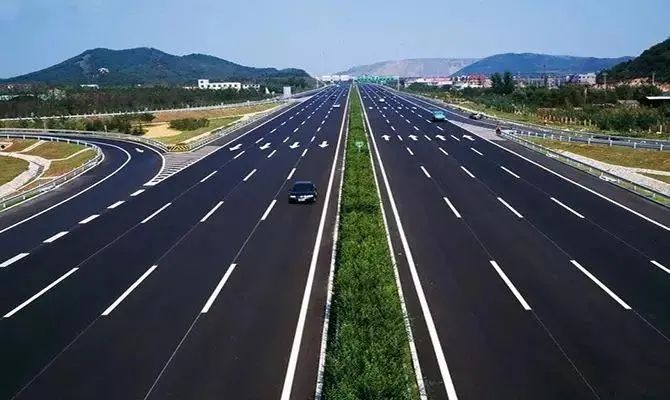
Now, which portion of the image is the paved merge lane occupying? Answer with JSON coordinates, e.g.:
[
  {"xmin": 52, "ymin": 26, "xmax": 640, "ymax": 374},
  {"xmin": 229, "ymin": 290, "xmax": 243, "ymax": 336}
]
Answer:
[
  {"xmin": 0, "ymin": 85, "xmax": 347, "ymax": 400},
  {"xmin": 359, "ymin": 84, "xmax": 670, "ymax": 399}
]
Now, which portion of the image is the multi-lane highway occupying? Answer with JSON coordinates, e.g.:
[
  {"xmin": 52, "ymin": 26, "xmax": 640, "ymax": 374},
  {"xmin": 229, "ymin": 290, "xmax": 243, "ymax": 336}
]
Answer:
[
  {"xmin": 358, "ymin": 83, "xmax": 670, "ymax": 399},
  {"xmin": 2, "ymin": 80, "xmax": 669, "ymax": 400},
  {"xmin": 0, "ymin": 84, "xmax": 349, "ymax": 400}
]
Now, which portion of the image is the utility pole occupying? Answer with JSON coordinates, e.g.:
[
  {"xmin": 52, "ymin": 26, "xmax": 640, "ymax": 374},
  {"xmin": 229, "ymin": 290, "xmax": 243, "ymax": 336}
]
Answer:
[
  {"xmin": 603, "ymin": 72, "xmax": 608, "ymax": 90},
  {"xmin": 652, "ymin": 72, "xmax": 656, "ymax": 86},
  {"xmin": 397, "ymin": 75, "xmax": 400, "ymax": 91}
]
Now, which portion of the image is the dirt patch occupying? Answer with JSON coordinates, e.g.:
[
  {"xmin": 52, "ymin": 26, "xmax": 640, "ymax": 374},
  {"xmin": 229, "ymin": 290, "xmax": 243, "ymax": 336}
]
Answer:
[{"xmin": 144, "ymin": 123, "xmax": 180, "ymax": 138}]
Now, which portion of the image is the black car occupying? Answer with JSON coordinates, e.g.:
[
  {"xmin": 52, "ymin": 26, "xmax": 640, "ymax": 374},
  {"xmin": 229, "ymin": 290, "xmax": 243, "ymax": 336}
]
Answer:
[{"xmin": 288, "ymin": 181, "xmax": 317, "ymax": 203}]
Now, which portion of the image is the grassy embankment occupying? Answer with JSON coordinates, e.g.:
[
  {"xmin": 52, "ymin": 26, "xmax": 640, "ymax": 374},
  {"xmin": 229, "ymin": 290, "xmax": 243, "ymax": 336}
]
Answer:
[
  {"xmin": 0, "ymin": 157, "xmax": 29, "ymax": 185},
  {"xmin": 323, "ymin": 85, "xmax": 418, "ymax": 399},
  {"xmin": 527, "ymin": 137, "xmax": 670, "ymax": 173},
  {"xmin": 145, "ymin": 103, "xmax": 279, "ymax": 146}
]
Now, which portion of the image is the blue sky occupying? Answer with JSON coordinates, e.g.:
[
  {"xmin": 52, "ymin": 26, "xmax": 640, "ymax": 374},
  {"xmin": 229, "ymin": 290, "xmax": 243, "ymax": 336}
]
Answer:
[{"xmin": 0, "ymin": 0, "xmax": 668, "ymax": 78}]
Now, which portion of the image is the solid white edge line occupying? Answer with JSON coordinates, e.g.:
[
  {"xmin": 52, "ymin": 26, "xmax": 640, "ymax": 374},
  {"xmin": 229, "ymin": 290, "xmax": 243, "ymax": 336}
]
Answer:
[
  {"xmin": 489, "ymin": 260, "xmax": 532, "ymax": 310},
  {"xmin": 200, "ymin": 201, "xmax": 224, "ymax": 222},
  {"xmin": 570, "ymin": 260, "xmax": 631, "ymax": 309},
  {"xmin": 107, "ymin": 200, "xmax": 124, "ymax": 209},
  {"xmin": 354, "ymin": 86, "xmax": 428, "ymax": 400},
  {"xmin": 460, "ymin": 166, "xmax": 475, "ymax": 178},
  {"xmin": 286, "ymin": 168, "xmax": 296, "ymax": 181},
  {"xmin": 267, "ymin": 149, "xmax": 277, "ymax": 158},
  {"xmin": 101, "ymin": 265, "xmax": 158, "ymax": 316},
  {"xmin": 200, "ymin": 170, "xmax": 217, "ymax": 183},
  {"xmin": 359, "ymin": 84, "xmax": 457, "ymax": 399},
  {"xmin": 443, "ymin": 197, "xmax": 462, "ymax": 218},
  {"xmin": 200, "ymin": 263, "xmax": 238, "ymax": 313},
  {"xmin": 79, "ymin": 214, "xmax": 99, "ymax": 224},
  {"xmin": 500, "ymin": 166, "xmax": 520, "ymax": 179},
  {"xmin": 0, "ymin": 141, "xmax": 129, "ymax": 234},
  {"xmin": 280, "ymin": 85, "xmax": 350, "ymax": 400},
  {"xmin": 0, "ymin": 253, "xmax": 30, "ymax": 268},
  {"xmin": 130, "ymin": 189, "xmax": 145, "ymax": 197},
  {"xmin": 314, "ymin": 95, "xmax": 349, "ymax": 399},
  {"xmin": 43, "ymin": 231, "xmax": 68, "ymax": 243},
  {"xmin": 260, "ymin": 199, "xmax": 277, "ymax": 221},
  {"xmin": 402, "ymin": 93, "xmax": 670, "ymax": 232},
  {"xmin": 550, "ymin": 197, "xmax": 585, "ymax": 219},
  {"xmin": 3, "ymin": 268, "xmax": 78, "ymax": 318},
  {"xmin": 497, "ymin": 197, "xmax": 524, "ymax": 218},
  {"xmin": 141, "ymin": 202, "xmax": 171, "ymax": 224},
  {"xmin": 420, "ymin": 166, "xmax": 432, "ymax": 178},
  {"xmin": 243, "ymin": 169, "xmax": 257, "ymax": 182},
  {"xmin": 650, "ymin": 260, "xmax": 670, "ymax": 274}
]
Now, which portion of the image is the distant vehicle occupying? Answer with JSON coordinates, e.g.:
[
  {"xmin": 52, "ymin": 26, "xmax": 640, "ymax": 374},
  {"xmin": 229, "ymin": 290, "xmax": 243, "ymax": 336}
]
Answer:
[
  {"xmin": 289, "ymin": 181, "xmax": 317, "ymax": 203},
  {"xmin": 330, "ymin": 95, "xmax": 336, "ymax": 100},
  {"xmin": 431, "ymin": 110, "xmax": 446, "ymax": 122},
  {"xmin": 332, "ymin": 104, "xmax": 341, "ymax": 108},
  {"xmin": 469, "ymin": 113, "xmax": 483, "ymax": 120},
  {"xmin": 379, "ymin": 98, "xmax": 385, "ymax": 102}
]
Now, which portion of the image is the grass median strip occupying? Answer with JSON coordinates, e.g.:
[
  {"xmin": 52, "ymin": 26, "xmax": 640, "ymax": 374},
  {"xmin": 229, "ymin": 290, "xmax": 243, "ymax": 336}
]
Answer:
[{"xmin": 323, "ymin": 85, "xmax": 418, "ymax": 399}]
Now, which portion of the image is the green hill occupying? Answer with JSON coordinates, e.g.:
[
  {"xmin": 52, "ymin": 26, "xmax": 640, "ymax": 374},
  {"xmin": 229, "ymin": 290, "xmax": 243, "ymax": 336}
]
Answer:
[
  {"xmin": 0, "ymin": 47, "xmax": 311, "ymax": 86},
  {"xmin": 454, "ymin": 53, "xmax": 631, "ymax": 76},
  {"xmin": 603, "ymin": 38, "xmax": 670, "ymax": 83}
]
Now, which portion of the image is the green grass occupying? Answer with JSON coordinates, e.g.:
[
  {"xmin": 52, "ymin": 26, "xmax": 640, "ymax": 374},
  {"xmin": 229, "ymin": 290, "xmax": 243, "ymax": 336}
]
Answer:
[
  {"xmin": 526, "ymin": 137, "xmax": 670, "ymax": 172},
  {"xmin": 154, "ymin": 116, "xmax": 240, "ymax": 145},
  {"xmin": 43, "ymin": 149, "xmax": 95, "ymax": 177},
  {"xmin": 0, "ymin": 157, "xmax": 29, "ymax": 185},
  {"xmin": 323, "ymin": 85, "xmax": 418, "ymax": 399},
  {"xmin": 0, "ymin": 139, "xmax": 38, "ymax": 152},
  {"xmin": 22, "ymin": 142, "xmax": 87, "ymax": 159},
  {"xmin": 640, "ymin": 173, "xmax": 670, "ymax": 184}
]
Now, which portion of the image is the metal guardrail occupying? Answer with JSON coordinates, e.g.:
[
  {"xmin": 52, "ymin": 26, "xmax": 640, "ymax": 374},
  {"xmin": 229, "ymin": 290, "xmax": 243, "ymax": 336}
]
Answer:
[
  {"xmin": 182, "ymin": 100, "xmax": 294, "ymax": 152},
  {"xmin": 403, "ymin": 91, "xmax": 670, "ymax": 151},
  {"xmin": 0, "ymin": 127, "xmax": 169, "ymax": 152},
  {"xmin": 0, "ymin": 133, "xmax": 104, "ymax": 211},
  {"xmin": 0, "ymin": 98, "xmax": 284, "ymax": 121},
  {"xmin": 501, "ymin": 130, "xmax": 670, "ymax": 207},
  {"xmin": 0, "ymin": 99, "xmax": 296, "ymax": 154}
]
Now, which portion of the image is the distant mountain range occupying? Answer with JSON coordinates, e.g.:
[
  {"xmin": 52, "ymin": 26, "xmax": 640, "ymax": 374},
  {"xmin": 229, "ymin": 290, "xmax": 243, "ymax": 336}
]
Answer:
[
  {"xmin": 339, "ymin": 54, "xmax": 631, "ymax": 78},
  {"xmin": 0, "ymin": 47, "xmax": 311, "ymax": 86},
  {"xmin": 456, "ymin": 53, "xmax": 633, "ymax": 76},
  {"xmin": 602, "ymin": 38, "xmax": 670, "ymax": 83},
  {"xmin": 337, "ymin": 58, "xmax": 479, "ymax": 77}
]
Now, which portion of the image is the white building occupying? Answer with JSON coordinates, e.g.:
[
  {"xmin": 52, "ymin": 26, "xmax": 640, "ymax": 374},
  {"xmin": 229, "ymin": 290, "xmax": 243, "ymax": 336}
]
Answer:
[
  {"xmin": 198, "ymin": 79, "xmax": 242, "ymax": 91},
  {"xmin": 320, "ymin": 75, "xmax": 352, "ymax": 83},
  {"xmin": 567, "ymin": 73, "xmax": 597, "ymax": 86}
]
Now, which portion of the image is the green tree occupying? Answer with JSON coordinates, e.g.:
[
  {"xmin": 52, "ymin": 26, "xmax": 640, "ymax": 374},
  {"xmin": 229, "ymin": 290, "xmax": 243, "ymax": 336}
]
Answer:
[
  {"xmin": 502, "ymin": 71, "xmax": 515, "ymax": 95},
  {"xmin": 490, "ymin": 73, "xmax": 503, "ymax": 94}
]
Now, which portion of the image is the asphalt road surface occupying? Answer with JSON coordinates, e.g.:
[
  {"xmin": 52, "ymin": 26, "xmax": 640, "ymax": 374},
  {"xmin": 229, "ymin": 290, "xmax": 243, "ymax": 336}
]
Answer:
[
  {"xmin": 359, "ymin": 83, "xmax": 670, "ymax": 400},
  {"xmin": 0, "ymin": 84, "xmax": 349, "ymax": 400}
]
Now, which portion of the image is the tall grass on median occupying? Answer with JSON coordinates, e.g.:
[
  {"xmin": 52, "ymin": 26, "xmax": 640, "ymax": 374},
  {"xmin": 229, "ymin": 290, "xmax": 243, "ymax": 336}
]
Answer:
[{"xmin": 323, "ymin": 85, "xmax": 418, "ymax": 399}]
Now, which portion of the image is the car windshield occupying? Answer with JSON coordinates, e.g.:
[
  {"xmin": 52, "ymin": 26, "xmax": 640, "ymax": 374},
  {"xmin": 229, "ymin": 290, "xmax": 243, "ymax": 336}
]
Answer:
[{"xmin": 292, "ymin": 182, "xmax": 314, "ymax": 192}]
